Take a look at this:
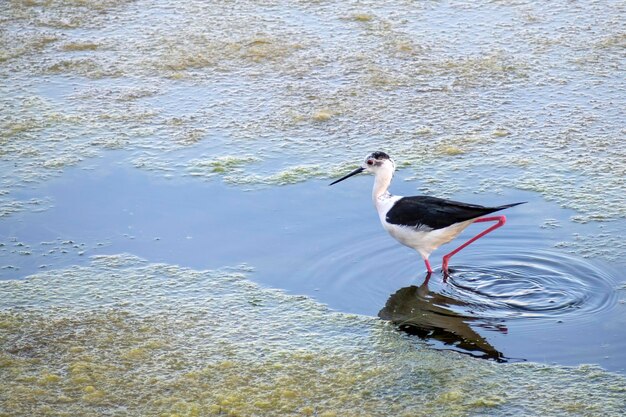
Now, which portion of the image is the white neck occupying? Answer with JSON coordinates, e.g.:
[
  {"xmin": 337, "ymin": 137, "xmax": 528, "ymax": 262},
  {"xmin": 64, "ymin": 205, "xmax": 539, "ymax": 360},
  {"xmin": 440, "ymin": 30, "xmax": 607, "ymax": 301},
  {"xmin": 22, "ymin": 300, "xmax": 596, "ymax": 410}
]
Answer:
[{"xmin": 372, "ymin": 165, "xmax": 394, "ymax": 202}]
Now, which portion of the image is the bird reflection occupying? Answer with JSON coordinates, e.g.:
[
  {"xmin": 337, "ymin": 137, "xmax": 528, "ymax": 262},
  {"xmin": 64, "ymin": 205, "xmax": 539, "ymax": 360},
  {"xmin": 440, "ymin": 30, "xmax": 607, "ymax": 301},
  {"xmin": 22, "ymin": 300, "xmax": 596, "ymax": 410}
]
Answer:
[{"xmin": 378, "ymin": 274, "xmax": 507, "ymax": 361}]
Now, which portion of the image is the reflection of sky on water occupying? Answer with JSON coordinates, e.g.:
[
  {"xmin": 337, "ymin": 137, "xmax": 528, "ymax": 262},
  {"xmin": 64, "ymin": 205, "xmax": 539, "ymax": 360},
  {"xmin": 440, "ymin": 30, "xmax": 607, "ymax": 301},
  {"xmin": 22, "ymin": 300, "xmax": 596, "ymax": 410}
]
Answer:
[
  {"xmin": 1, "ymin": 1, "xmax": 625, "ymax": 413},
  {"xmin": 1, "ymin": 158, "xmax": 624, "ymax": 372},
  {"xmin": 1, "ymin": 0, "xmax": 624, "ymax": 224},
  {"xmin": 3, "ymin": 253, "xmax": 625, "ymax": 417}
]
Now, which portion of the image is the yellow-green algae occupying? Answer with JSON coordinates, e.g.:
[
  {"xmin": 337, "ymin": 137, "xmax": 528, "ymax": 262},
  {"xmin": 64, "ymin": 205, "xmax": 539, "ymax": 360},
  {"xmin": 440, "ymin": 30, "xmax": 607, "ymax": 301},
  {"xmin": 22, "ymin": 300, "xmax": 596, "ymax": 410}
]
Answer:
[
  {"xmin": 1, "ymin": 255, "xmax": 625, "ymax": 416},
  {"xmin": 186, "ymin": 156, "xmax": 260, "ymax": 179},
  {"xmin": 1, "ymin": 0, "xmax": 624, "ymax": 243},
  {"xmin": 60, "ymin": 41, "xmax": 100, "ymax": 52}
]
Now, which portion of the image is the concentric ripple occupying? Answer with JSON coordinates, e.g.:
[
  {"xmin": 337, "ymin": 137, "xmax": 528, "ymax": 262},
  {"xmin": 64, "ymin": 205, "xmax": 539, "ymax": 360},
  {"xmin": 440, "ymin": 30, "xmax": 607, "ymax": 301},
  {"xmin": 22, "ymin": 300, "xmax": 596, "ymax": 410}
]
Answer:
[
  {"xmin": 301, "ymin": 231, "xmax": 421, "ymax": 312},
  {"xmin": 303, "ymin": 231, "xmax": 623, "ymax": 365},
  {"xmin": 301, "ymin": 228, "xmax": 620, "ymax": 339},
  {"xmin": 440, "ymin": 250, "xmax": 618, "ymax": 324}
]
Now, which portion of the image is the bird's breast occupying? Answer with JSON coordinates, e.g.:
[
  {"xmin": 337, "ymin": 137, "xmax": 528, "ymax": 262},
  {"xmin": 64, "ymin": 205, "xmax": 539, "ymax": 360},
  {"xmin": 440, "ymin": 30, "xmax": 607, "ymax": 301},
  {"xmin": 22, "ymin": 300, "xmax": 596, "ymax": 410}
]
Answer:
[{"xmin": 374, "ymin": 194, "xmax": 402, "ymax": 222}]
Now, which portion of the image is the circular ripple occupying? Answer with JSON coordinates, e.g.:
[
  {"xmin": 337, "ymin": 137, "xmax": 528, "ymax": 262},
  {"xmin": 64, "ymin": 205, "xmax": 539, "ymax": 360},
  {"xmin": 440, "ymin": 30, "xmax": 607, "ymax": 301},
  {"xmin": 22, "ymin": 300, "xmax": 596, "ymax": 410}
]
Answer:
[
  {"xmin": 439, "ymin": 250, "xmax": 618, "ymax": 323},
  {"xmin": 299, "ymin": 231, "xmax": 422, "ymax": 311},
  {"xmin": 302, "ymin": 232, "xmax": 619, "ymax": 329}
]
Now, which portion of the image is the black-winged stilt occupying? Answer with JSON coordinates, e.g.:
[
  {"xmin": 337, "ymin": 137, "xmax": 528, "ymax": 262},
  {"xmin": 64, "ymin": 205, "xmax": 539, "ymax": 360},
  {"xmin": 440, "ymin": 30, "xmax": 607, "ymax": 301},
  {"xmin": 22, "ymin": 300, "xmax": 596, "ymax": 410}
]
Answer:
[{"xmin": 330, "ymin": 151, "xmax": 524, "ymax": 275}]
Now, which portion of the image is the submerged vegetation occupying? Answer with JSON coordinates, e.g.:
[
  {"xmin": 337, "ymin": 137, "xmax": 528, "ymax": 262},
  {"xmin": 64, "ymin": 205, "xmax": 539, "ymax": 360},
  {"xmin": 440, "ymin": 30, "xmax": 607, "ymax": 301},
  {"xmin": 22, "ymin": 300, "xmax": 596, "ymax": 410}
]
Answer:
[
  {"xmin": 1, "ymin": 1, "xmax": 625, "ymax": 414},
  {"xmin": 1, "ymin": 255, "xmax": 625, "ymax": 416},
  {"xmin": 1, "ymin": 0, "xmax": 624, "ymax": 223}
]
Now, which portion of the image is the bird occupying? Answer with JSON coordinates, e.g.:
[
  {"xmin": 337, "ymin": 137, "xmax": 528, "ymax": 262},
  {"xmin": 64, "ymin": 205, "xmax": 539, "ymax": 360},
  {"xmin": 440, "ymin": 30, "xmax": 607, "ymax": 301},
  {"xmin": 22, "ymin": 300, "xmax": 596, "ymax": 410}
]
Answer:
[{"xmin": 330, "ymin": 151, "xmax": 525, "ymax": 275}]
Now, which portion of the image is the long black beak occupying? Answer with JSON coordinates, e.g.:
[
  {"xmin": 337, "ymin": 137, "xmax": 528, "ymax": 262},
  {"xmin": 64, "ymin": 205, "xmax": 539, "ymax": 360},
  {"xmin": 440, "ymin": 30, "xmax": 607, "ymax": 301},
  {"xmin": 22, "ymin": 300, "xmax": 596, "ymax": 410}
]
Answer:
[{"xmin": 329, "ymin": 167, "xmax": 364, "ymax": 185}]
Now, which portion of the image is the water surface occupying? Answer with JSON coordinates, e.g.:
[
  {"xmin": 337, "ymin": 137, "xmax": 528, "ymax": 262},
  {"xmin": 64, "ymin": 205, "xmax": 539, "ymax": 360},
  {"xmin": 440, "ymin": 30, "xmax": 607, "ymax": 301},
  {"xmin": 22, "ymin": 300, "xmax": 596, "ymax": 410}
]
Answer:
[
  {"xmin": 1, "ymin": 0, "xmax": 625, "ymax": 415},
  {"xmin": 2, "ymin": 158, "xmax": 624, "ymax": 372},
  {"xmin": 3, "ymin": 253, "xmax": 625, "ymax": 417}
]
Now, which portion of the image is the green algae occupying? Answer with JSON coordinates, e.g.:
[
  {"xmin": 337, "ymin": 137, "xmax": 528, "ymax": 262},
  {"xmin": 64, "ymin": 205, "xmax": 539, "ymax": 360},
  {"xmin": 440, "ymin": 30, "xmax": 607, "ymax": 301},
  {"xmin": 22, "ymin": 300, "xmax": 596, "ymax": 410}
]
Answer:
[
  {"xmin": 0, "ymin": 256, "xmax": 625, "ymax": 416},
  {"xmin": 186, "ymin": 156, "xmax": 260, "ymax": 179},
  {"xmin": 230, "ymin": 162, "xmax": 363, "ymax": 186},
  {"xmin": 0, "ymin": 32, "xmax": 59, "ymax": 63},
  {"xmin": 0, "ymin": 198, "xmax": 53, "ymax": 223},
  {"xmin": 155, "ymin": 34, "xmax": 306, "ymax": 74},
  {"xmin": 60, "ymin": 41, "xmax": 100, "ymax": 51},
  {"xmin": 311, "ymin": 109, "xmax": 333, "ymax": 122},
  {"xmin": 555, "ymin": 231, "xmax": 626, "ymax": 261},
  {"xmin": 0, "ymin": 0, "xmax": 624, "ymax": 258}
]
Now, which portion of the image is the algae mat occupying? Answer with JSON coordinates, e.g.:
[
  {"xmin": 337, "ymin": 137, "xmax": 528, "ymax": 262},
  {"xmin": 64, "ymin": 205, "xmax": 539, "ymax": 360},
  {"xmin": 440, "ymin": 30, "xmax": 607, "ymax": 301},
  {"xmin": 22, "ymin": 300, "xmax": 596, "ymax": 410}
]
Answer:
[
  {"xmin": 1, "ymin": 0, "xmax": 625, "ymax": 224},
  {"xmin": 1, "ymin": 255, "xmax": 625, "ymax": 417}
]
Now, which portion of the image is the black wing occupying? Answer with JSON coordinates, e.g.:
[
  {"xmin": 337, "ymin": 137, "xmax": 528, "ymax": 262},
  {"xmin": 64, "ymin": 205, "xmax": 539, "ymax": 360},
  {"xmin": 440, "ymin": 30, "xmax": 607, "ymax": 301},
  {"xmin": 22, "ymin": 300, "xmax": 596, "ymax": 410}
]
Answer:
[{"xmin": 386, "ymin": 196, "xmax": 524, "ymax": 230}]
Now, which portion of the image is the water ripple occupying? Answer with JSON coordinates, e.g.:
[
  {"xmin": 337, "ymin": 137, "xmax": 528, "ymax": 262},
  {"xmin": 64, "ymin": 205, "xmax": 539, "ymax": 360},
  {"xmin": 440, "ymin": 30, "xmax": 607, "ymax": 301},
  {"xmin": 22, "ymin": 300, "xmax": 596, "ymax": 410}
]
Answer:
[
  {"xmin": 441, "ymin": 250, "xmax": 617, "ymax": 324},
  {"xmin": 304, "ymin": 229, "xmax": 619, "ymax": 326}
]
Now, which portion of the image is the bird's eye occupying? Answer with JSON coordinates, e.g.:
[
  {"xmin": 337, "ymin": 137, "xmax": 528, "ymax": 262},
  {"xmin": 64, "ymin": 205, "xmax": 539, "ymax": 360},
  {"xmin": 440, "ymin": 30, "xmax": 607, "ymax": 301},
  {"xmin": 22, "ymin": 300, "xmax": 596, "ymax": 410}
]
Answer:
[{"xmin": 366, "ymin": 160, "xmax": 374, "ymax": 165}]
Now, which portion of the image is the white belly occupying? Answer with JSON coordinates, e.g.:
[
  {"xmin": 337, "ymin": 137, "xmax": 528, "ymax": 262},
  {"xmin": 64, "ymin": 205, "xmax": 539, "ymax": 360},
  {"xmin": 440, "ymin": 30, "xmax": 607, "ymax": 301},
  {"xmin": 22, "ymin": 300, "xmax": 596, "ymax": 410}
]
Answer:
[
  {"xmin": 373, "ymin": 193, "xmax": 474, "ymax": 259},
  {"xmin": 382, "ymin": 220, "xmax": 474, "ymax": 260}
]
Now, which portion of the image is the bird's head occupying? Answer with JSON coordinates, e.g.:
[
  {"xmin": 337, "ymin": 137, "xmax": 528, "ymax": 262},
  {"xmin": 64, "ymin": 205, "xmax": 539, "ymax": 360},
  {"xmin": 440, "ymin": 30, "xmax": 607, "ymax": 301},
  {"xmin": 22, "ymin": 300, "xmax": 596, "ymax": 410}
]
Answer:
[
  {"xmin": 363, "ymin": 151, "xmax": 395, "ymax": 174},
  {"xmin": 330, "ymin": 151, "xmax": 395, "ymax": 185}
]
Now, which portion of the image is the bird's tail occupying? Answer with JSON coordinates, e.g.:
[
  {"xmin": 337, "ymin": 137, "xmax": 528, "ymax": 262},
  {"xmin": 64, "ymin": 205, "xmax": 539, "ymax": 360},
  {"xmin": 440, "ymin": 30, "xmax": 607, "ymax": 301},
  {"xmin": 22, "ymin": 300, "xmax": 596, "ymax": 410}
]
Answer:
[{"xmin": 496, "ymin": 202, "xmax": 526, "ymax": 210}]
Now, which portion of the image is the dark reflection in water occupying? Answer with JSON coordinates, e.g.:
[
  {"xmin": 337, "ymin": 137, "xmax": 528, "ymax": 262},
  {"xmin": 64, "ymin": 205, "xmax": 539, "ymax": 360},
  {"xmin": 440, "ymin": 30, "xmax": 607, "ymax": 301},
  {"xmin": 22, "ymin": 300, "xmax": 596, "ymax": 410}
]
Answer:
[
  {"xmin": 379, "ymin": 250, "xmax": 619, "ymax": 362},
  {"xmin": 379, "ymin": 274, "xmax": 507, "ymax": 361},
  {"xmin": 1, "ymin": 157, "xmax": 624, "ymax": 372}
]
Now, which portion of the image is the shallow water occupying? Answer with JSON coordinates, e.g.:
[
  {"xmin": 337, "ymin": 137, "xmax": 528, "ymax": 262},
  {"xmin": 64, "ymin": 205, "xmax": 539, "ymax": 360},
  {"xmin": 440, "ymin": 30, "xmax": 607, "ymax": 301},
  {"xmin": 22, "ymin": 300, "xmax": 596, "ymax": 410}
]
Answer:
[
  {"xmin": 1, "ymin": 0, "xmax": 626, "ymax": 414},
  {"xmin": 2, "ymin": 255, "xmax": 625, "ymax": 417},
  {"xmin": 2, "ymin": 0, "xmax": 625, "ymax": 219},
  {"xmin": 2, "ymin": 158, "xmax": 625, "ymax": 373}
]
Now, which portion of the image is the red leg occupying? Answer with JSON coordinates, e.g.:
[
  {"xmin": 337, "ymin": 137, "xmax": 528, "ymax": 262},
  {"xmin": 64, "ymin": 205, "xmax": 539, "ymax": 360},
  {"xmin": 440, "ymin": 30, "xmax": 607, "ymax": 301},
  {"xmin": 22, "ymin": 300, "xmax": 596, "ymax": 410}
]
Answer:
[
  {"xmin": 424, "ymin": 258, "xmax": 433, "ymax": 274},
  {"xmin": 442, "ymin": 215, "xmax": 507, "ymax": 275}
]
